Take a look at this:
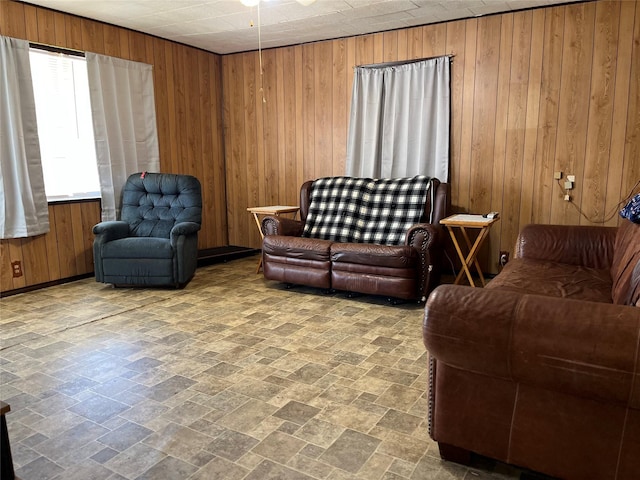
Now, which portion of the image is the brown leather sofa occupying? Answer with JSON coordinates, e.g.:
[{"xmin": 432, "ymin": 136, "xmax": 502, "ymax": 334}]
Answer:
[
  {"xmin": 261, "ymin": 177, "xmax": 448, "ymax": 302},
  {"xmin": 423, "ymin": 219, "xmax": 640, "ymax": 479}
]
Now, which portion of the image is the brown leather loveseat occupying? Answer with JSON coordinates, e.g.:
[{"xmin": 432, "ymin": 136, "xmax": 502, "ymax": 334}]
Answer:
[
  {"xmin": 261, "ymin": 176, "xmax": 448, "ymax": 302},
  {"xmin": 423, "ymin": 219, "xmax": 640, "ymax": 479}
]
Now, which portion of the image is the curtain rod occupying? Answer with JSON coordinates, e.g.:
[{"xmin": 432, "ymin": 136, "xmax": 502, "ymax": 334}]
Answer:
[
  {"xmin": 355, "ymin": 54, "xmax": 454, "ymax": 69},
  {"xmin": 28, "ymin": 41, "xmax": 85, "ymax": 58}
]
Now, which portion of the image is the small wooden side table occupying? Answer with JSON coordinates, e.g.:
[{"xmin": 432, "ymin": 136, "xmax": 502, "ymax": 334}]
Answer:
[
  {"xmin": 440, "ymin": 214, "xmax": 500, "ymax": 287},
  {"xmin": 247, "ymin": 205, "xmax": 300, "ymax": 273}
]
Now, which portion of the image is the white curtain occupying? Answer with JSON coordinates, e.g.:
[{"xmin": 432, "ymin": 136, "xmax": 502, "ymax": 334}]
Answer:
[
  {"xmin": 346, "ymin": 56, "xmax": 450, "ymax": 181},
  {"xmin": 0, "ymin": 36, "xmax": 50, "ymax": 239},
  {"xmin": 86, "ymin": 53, "xmax": 159, "ymax": 221}
]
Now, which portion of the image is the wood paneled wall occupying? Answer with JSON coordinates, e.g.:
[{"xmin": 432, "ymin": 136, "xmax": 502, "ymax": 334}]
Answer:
[
  {"xmin": 0, "ymin": 0, "xmax": 227, "ymax": 293},
  {"xmin": 1, "ymin": 201, "xmax": 101, "ymax": 292},
  {"xmin": 222, "ymin": 0, "xmax": 640, "ymax": 274},
  {"xmin": 2, "ymin": 0, "xmax": 638, "ymax": 293}
]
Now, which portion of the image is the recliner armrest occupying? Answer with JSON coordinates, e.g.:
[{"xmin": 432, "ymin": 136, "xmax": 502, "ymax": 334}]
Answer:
[
  {"xmin": 170, "ymin": 222, "xmax": 201, "ymax": 246},
  {"xmin": 423, "ymin": 284, "xmax": 640, "ymax": 405},
  {"xmin": 171, "ymin": 221, "xmax": 201, "ymax": 236},
  {"xmin": 515, "ymin": 224, "xmax": 617, "ymax": 269},
  {"xmin": 262, "ymin": 216, "xmax": 305, "ymax": 236},
  {"xmin": 92, "ymin": 221, "xmax": 130, "ymax": 242}
]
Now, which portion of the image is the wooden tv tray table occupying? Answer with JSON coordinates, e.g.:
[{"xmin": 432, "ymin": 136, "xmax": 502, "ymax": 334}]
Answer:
[
  {"xmin": 247, "ymin": 205, "xmax": 300, "ymax": 273},
  {"xmin": 440, "ymin": 214, "xmax": 500, "ymax": 287}
]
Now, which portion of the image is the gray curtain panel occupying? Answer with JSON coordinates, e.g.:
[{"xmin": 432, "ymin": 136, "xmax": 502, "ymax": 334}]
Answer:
[
  {"xmin": 86, "ymin": 53, "xmax": 160, "ymax": 222},
  {"xmin": 346, "ymin": 56, "xmax": 450, "ymax": 181},
  {"xmin": 0, "ymin": 35, "xmax": 49, "ymax": 239}
]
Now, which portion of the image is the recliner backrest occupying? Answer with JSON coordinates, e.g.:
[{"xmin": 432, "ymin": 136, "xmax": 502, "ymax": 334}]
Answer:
[{"xmin": 120, "ymin": 172, "xmax": 202, "ymax": 238}]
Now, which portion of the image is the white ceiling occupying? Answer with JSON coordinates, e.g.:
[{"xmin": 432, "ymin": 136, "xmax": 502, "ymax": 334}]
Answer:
[{"xmin": 21, "ymin": 0, "xmax": 582, "ymax": 55}]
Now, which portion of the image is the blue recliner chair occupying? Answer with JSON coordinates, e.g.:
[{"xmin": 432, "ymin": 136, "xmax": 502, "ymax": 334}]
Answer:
[{"xmin": 93, "ymin": 172, "xmax": 202, "ymax": 288}]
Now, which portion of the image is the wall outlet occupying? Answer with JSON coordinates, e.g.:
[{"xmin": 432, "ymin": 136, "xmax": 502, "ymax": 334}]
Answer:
[{"xmin": 11, "ymin": 261, "xmax": 23, "ymax": 278}]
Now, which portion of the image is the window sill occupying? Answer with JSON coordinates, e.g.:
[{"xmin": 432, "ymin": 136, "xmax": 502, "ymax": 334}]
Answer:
[{"xmin": 47, "ymin": 196, "xmax": 101, "ymax": 205}]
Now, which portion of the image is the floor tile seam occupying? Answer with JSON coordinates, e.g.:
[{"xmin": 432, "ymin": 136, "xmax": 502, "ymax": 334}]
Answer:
[
  {"xmin": 1, "ymin": 300, "xmax": 172, "ymax": 353},
  {"xmin": 21, "ymin": 439, "xmax": 89, "ymax": 473},
  {"xmin": 238, "ymin": 440, "xmax": 342, "ymax": 480},
  {"xmin": 318, "ymin": 427, "xmax": 386, "ymax": 478},
  {"xmin": 364, "ymin": 437, "xmax": 417, "ymax": 478},
  {"xmin": 138, "ymin": 422, "xmax": 220, "ymax": 458}
]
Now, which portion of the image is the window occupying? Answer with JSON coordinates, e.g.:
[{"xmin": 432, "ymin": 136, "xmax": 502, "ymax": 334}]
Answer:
[{"xmin": 29, "ymin": 48, "xmax": 100, "ymax": 201}]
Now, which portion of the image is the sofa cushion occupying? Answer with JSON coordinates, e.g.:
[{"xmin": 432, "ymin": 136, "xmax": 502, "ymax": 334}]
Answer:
[
  {"xmin": 330, "ymin": 242, "xmax": 419, "ymax": 269},
  {"xmin": 486, "ymin": 258, "xmax": 612, "ymax": 303},
  {"xmin": 262, "ymin": 235, "xmax": 333, "ymax": 261},
  {"xmin": 302, "ymin": 175, "xmax": 431, "ymax": 245},
  {"xmin": 610, "ymin": 219, "xmax": 640, "ymax": 306},
  {"xmin": 262, "ymin": 236, "xmax": 333, "ymax": 289}
]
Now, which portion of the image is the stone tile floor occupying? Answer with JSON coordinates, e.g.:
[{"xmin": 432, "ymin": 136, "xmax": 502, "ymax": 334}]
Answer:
[{"xmin": 0, "ymin": 255, "xmax": 550, "ymax": 480}]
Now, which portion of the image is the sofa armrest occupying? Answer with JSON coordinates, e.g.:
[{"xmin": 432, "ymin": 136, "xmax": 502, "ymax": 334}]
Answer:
[
  {"xmin": 423, "ymin": 284, "xmax": 640, "ymax": 406},
  {"xmin": 407, "ymin": 223, "xmax": 442, "ymax": 248},
  {"xmin": 262, "ymin": 216, "xmax": 305, "ymax": 236},
  {"xmin": 407, "ymin": 223, "xmax": 444, "ymax": 300},
  {"xmin": 515, "ymin": 224, "xmax": 617, "ymax": 269},
  {"xmin": 93, "ymin": 221, "xmax": 130, "ymax": 242}
]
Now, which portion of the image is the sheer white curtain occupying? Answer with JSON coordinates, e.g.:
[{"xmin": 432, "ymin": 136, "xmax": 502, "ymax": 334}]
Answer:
[
  {"xmin": 0, "ymin": 36, "xmax": 49, "ymax": 239},
  {"xmin": 86, "ymin": 53, "xmax": 159, "ymax": 221},
  {"xmin": 346, "ymin": 56, "xmax": 450, "ymax": 181}
]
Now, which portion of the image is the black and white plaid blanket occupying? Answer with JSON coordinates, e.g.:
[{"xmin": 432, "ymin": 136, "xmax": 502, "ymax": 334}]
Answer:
[
  {"xmin": 302, "ymin": 177, "xmax": 369, "ymax": 243},
  {"xmin": 302, "ymin": 175, "xmax": 431, "ymax": 245}
]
